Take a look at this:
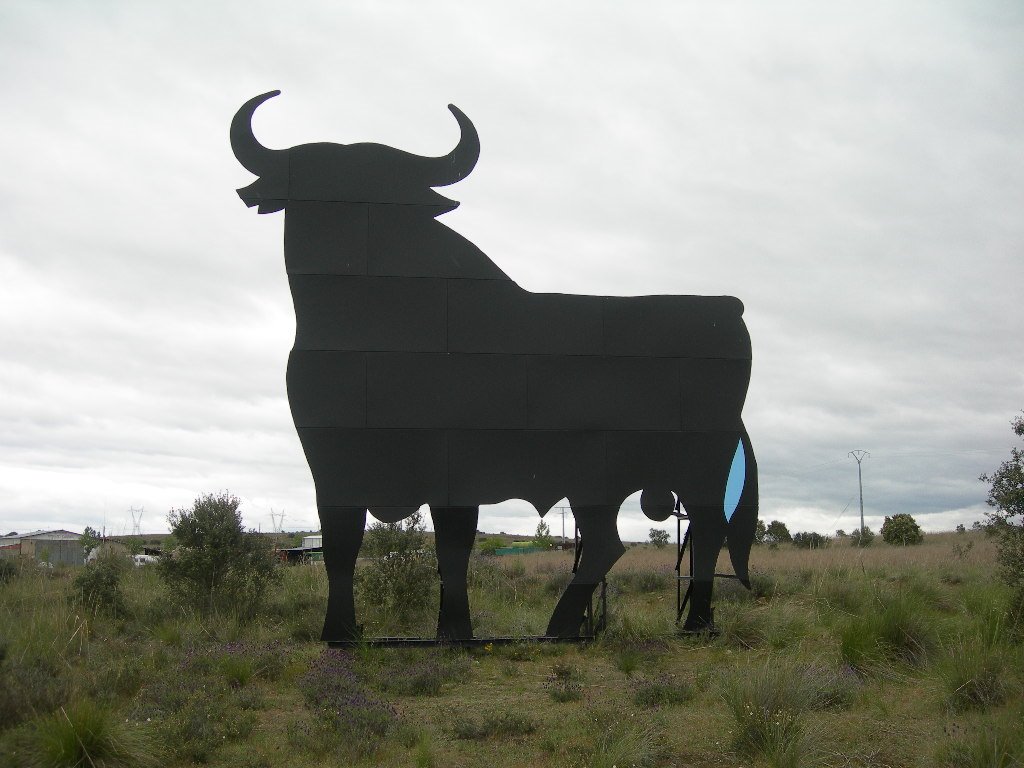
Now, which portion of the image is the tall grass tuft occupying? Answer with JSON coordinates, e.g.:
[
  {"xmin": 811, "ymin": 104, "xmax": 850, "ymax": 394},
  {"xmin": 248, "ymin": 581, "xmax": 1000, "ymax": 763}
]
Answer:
[
  {"xmin": 839, "ymin": 592, "xmax": 938, "ymax": 670},
  {"xmin": 936, "ymin": 635, "xmax": 1013, "ymax": 712},
  {"xmin": 936, "ymin": 713, "xmax": 1024, "ymax": 767},
  {"xmin": 13, "ymin": 699, "xmax": 157, "ymax": 768},
  {"xmin": 720, "ymin": 658, "xmax": 856, "ymax": 766}
]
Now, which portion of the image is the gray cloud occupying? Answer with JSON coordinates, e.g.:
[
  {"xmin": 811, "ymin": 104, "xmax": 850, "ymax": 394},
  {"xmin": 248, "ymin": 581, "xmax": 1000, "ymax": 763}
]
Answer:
[{"xmin": 1, "ymin": 1, "xmax": 1021, "ymax": 541}]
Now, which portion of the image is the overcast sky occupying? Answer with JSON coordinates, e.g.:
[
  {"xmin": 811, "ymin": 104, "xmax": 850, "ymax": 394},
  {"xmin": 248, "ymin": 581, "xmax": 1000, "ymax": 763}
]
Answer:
[{"xmin": 1, "ymin": 1, "xmax": 1021, "ymax": 542}]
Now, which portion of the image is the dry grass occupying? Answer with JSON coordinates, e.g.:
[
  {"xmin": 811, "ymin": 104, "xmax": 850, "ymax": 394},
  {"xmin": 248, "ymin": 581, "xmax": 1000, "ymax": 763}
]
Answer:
[{"xmin": 1, "ymin": 530, "xmax": 1018, "ymax": 768}]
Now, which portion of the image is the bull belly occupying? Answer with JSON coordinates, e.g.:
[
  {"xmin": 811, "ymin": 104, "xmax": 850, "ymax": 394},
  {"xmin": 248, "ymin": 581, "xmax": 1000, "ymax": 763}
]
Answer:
[{"xmin": 295, "ymin": 427, "xmax": 743, "ymax": 514}]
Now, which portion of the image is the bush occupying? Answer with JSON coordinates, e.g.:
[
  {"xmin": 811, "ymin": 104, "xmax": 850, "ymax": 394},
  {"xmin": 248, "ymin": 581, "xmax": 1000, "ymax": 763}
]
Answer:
[
  {"xmin": 0, "ymin": 558, "xmax": 17, "ymax": 584},
  {"xmin": 158, "ymin": 491, "xmax": 279, "ymax": 618},
  {"xmin": 648, "ymin": 528, "xmax": 670, "ymax": 549},
  {"xmin": 73, "ymin": 551, "xmax": 129, "ymax": 615},
  {"xmin": 764, "ymin": 520, "xmax": 792, "ymax": 545},
  {"xmin": 358, "ymin": 511, "xmax": 436, "ymax": 627},
  {"xmin": 792, "ymin": 531, "xmax": 829, "ymax": 549},
  {"xmin": 849, "ymin": 526, "xmax": 876, "ymax": 547},
  {"xmin": 477, "ymin": 537, "xmax": 504, "ymax": 556},
  {"xmin": 881, "ymin": 514, "xmax": 924, "ymax": 546}
]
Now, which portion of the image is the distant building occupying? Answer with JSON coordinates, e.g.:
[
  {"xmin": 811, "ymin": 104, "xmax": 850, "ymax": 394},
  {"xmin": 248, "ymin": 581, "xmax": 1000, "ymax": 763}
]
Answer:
[{"xmin": 0, "ymin": 530, "xmax": 85, "ymax": 566}]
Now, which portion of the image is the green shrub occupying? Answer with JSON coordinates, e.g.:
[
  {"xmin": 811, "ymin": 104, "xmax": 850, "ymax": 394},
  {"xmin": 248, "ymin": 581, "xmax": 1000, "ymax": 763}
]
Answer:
[
  {"xmin": 73, "ymin": 552, "xmax": 129, "ymax": 615},
  {"xmin": 850, "ymin": 526, "xmax": 876, "ymax": 547},
  {"xmin": 158, "ymin": 491, "xmax": 279, "ymax": 618},
  {"xmin": 881, "ymin": 513, "xmax": 924, "ymax": 545},
  {"xmin": 792, "ymin": 531, "xmax": 829, "ymax": 549},
  {"xmin": 477, "ymin": 537, "xmax": 505, "ymax": 556},
  {"xmin": 357, "ymin": 512, "xmax": 437, "ymax": 628}
]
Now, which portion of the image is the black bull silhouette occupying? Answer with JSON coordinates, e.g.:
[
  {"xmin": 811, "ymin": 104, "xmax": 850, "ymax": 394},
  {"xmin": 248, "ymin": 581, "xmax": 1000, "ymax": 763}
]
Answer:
[{"xmin": 231, "ymin": 90, "xmax": 758, "ymax": 640}]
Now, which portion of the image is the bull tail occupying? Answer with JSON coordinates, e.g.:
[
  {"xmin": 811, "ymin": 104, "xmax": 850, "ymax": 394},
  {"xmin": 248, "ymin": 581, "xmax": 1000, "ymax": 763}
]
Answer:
[{"xmin": 725, "ymin": 431, "xmax": 758, "ymax": 588}]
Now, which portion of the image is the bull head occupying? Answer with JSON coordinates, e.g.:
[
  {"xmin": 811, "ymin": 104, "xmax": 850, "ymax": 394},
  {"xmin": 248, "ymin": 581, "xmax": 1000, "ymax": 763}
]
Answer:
[{"xmin": 231, "ymin": 90, "xmax": 480, "ymax": 214}]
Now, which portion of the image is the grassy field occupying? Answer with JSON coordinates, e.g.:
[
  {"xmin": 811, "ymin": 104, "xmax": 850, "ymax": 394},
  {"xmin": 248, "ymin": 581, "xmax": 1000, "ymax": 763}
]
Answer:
[{"xmin": 1, "ymin": 531, "xmax": 1021, "ymax": 768}]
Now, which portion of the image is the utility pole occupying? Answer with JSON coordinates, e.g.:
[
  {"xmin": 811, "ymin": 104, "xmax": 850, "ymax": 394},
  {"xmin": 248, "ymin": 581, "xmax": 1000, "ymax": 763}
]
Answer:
[
  {"xmin": 554, "ymin": 506, "xmax": 570, "ymax": 544},
  {"xmin": 848, "ymin": 450, "xmax": 869, "ymax": 546}
]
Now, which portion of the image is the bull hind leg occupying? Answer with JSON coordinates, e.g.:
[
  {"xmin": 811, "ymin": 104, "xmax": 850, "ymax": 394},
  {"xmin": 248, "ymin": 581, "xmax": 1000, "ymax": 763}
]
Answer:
[
  {"xmin": 320, "ymin": 506, "xmax": 366, "ymax": 642},
  {"xmin": 431, "ymin": 506, "xmax": 478, "ymax": 640},
  {"xmin": 679, "ymin": 504, "xmax": 725, "ymax": 632},
  {"xmin": 679, "ymin": 435, "xmax": 751, "ymax": 632},
  {"xmin": 546, "ymin": 505, "xmax": 625, "ymax": 639}
]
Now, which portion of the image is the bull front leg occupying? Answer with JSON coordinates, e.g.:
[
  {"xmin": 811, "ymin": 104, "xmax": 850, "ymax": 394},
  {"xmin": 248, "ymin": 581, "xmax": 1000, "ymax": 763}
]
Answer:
[
  {"xmin": 546, "ymin": 505, "xmax": 625, "ymax": 638},
  {"xmin": 320, "ymin": 506, "xmax": 366, "ymax": 642},
  {"xmin": 432, "ymin": 506, "xmax": 478, "ymax": 640}
]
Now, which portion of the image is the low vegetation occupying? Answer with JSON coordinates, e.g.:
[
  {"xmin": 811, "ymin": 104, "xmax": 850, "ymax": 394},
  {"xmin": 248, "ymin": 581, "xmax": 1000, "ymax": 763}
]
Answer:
[{"xmin": 0, "ymin": 528, "xmax": 1021, "ymax": 767}]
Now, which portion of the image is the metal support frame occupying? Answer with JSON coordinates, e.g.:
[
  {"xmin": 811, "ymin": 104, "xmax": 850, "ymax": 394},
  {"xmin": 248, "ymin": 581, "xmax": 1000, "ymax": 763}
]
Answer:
[
  {"xmin": 673, "ymin": 504, "xmax": 740, "ymax": 628},
  {"xmin": 574, "ymin": 519, "xmax": 608, "ymax": 638},
  {"xmin": 330, "ymin": 521, "xmax": 607, "ymax": 648}
]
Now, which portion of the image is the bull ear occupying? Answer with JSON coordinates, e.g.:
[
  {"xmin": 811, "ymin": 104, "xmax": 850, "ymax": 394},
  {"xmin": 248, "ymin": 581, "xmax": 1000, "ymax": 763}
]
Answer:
[
  {"xmin": 231, "ymin": 90, "xmax": 287, "ymax": 176},
  {"xmin": 418, "ymin": 104, "xmax": 480, "ymax": 188}
]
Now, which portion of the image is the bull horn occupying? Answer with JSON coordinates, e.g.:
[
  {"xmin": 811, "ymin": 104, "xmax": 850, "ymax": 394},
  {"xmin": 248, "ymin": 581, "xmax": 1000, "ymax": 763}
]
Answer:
[
  {"xmin": 419, "ymin": 104, "xmax": 480, "ymax": 187},
  {"xmin": 231, "ymin": 90, "xmax": 286, "ymax": 176}
]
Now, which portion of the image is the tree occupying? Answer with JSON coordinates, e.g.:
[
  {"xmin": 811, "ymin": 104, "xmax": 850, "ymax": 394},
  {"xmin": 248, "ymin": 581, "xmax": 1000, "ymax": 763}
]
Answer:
[
  {"xmin": 358, "ymin": 510, "xmax": 436, "ymax": 625},
  {"xmin": 648, "ymin": 528, "xmax": 670, "ymax": 549},
  {"xmin": 849, "ymin": 526, "xmax": 875, "ymax": 547},
  {"xmin": 158, "ymin": 491, "xmax": 279, "ymax": 618},
  {"xmin": 80, "ymin": 526, "xmax": 101, "ymax": 558},
  {"xmin": 792, "ymin": 531, "xmax": 828, "ymax": 549},
  {"xmin": 478, "ymin": 537, "xmax": 505, "ymax": 556},
  {"xmin": 881, "ymin": 513, "xmax": 923, "ymax": 546},
  {"xmin": 980, "ymin": 413, "xmax": 1024, "ymax": 597},
  {"xmin": 955, "ymin": 523, "xmax": 966, "ymax": 534},
  {"xmin": 764, "ymin": 520, "xmax": 792, "ymax": 545},
  {"xmin": 533, "ymin": 520, "xmax": 554, "ymax": 549},
  {"xmin": 836, "ymin": 529, "xmax": 847, "ymax": 538},
  {"xmin": 754, "ymin": 520, "xmax": 766, "ymax": 545}
]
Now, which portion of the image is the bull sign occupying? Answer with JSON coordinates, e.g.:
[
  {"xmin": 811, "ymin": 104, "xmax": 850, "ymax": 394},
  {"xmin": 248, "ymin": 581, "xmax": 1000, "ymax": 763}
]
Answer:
[{"xmin": 231, "ymin": 91, "xmax": 758, "ymax": 641}]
